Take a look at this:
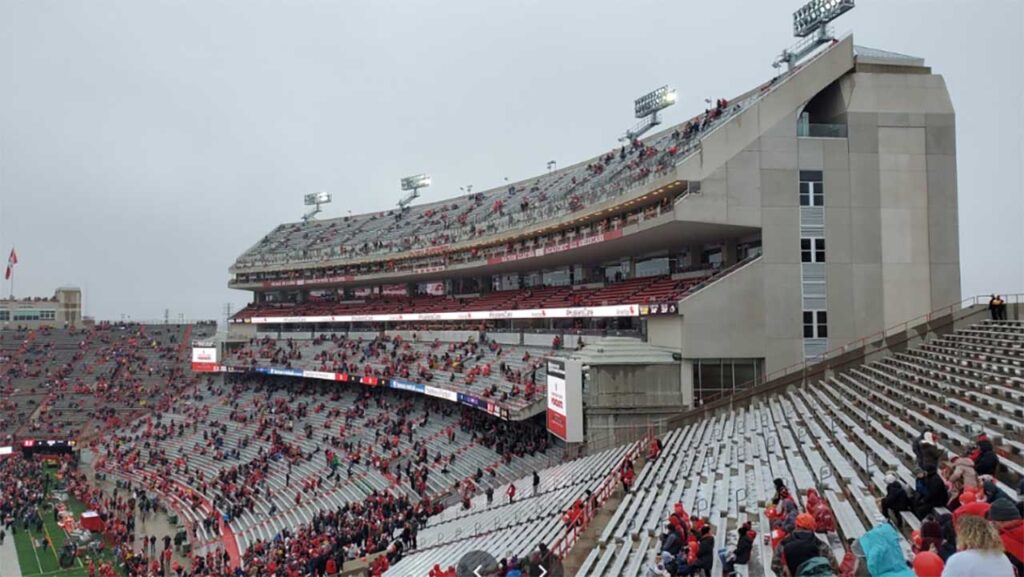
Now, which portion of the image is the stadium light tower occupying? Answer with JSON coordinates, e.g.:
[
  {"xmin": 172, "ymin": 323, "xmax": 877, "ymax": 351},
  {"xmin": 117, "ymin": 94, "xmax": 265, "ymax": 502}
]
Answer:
[
  {"xmin": 621, "ymin": 85, "xmax": 677, "ymax": 142},
  {"xmin": 399, "ymin": 174, "xmax": 431, "ymax": 209},
  {"xmin": 302, "ymin": 191, "xmax": 332, "ymax": 222},
  {"xmin": 773, "ymin": 0, "xmax": 855, "ymax": 71}
]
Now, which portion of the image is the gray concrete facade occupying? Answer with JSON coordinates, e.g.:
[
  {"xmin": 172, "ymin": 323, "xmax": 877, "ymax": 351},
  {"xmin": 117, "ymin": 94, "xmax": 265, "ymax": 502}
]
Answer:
[{"xmin": 656, "ymin": 37, "xmax": 961, "ymax": 400}]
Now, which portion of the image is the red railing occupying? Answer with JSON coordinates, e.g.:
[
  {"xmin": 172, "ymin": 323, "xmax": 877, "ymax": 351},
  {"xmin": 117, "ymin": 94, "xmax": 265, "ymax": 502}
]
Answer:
[{"xmin": 549, "ymin": 438, "xmax": 646, "ymax": 559}]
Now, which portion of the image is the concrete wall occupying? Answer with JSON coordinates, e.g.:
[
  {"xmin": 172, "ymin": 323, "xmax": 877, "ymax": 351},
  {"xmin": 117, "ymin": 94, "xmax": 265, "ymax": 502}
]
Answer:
[
  {"xmin": 664, "ymin": 43, "xmax": 961, "ymax": 377},
  {"xmin": 583, "ymin": 362, "xmax": 683, "ymax": 450},
  {"xmin": 840, "ymin": 71, "xmax": 961, "ymax": 329}
]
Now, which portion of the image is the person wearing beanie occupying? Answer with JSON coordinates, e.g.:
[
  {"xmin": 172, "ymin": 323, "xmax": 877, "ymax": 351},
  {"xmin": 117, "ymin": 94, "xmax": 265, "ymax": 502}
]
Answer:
[
  {"xmin": 771, "ymin": 513, "xmax": 837, "ymax": 577},
  {"xmin": 988, "ymin": 497, "xmax": 1024, "ymax": 575},
  {"xmin": 914, "ymin": 430, "xmax": 943, "ymax": 472},
  {"xmin": 721, "ymin": 522, "xmax": 755, "ymax": 577},
  {"xmin": 982, "ymin": 479, "xmax": 1011, "ymax": 504},
  {"xmin": 881, "ymin": 472, "xmax": 912, "ymax": 528}
]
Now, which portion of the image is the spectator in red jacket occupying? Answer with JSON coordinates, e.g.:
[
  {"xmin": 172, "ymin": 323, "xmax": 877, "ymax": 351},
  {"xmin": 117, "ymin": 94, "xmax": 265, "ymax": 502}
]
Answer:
[{"xmin": 989, "ymin": 498, "xmax": 1024, "ymax": 575}]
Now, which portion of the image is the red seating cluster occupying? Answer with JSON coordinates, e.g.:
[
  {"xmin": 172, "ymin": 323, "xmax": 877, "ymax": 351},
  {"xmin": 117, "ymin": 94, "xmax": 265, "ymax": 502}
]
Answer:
[{"xmin": 232, "ymin": 273, "xmax": 712, "ymax": 322}]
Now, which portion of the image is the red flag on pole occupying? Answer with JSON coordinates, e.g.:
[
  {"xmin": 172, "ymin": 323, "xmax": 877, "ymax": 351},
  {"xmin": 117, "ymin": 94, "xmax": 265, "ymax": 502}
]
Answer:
[{"xmin": 5, "ymin": 248, "xmax": 16, "ymax": 280}]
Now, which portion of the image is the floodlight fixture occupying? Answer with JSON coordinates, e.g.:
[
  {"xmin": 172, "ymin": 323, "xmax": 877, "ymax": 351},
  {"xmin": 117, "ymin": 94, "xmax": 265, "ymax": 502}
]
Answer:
[
  {"xmin": 398, "ymin": 173, "xmax": 431, "ymax": 209},
  {"xmin": 302, "ymin": 191, "xmax": 332, "ymax": 221},
  {"xmin": 304, "ymin": 192, "xmax": 332, "ymax": 206},
  {"xmin": 401, "ymin": 174, "xmax": 431, "ymax": 192},
  {"xmin": 774, "ymin": 0, "xmax": 854, "ymax": 71},
  {"xmin": 634, "ymin": 85, "xmax": 677, "ymax": 119},
  {"xmin": 792, "ymin": 0, "xmax": 854, "ymax": 38},
  {"xmin": 622, "ymin": 85, "xmax": 677, "ymax": 142}
]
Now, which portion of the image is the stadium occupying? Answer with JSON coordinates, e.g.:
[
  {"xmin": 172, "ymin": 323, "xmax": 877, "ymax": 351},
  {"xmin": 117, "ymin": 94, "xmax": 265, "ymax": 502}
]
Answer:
[{"xmin": 1, "ymin": 1, "xmax": 1022, "ymax": 577}]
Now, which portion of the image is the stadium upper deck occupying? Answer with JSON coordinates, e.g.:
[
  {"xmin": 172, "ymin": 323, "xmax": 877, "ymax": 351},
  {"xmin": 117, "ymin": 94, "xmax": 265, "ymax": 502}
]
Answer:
[{"xmin": 228, "ymin": 63, "xmax": 792, "ymax": 294}]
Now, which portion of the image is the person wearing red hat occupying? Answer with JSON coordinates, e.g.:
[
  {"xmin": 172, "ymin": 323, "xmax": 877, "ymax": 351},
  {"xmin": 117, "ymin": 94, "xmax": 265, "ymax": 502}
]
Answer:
[{"xmin": 771, "ymin": 513, "xmax": 837, "ymax": 577}]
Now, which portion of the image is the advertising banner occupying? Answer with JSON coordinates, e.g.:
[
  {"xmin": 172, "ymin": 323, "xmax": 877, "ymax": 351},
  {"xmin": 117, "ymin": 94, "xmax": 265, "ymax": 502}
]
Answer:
[
  {"xmin": 486, "ymin": 229, "xmax": 623, "ymax": 265},
  {"xmin": 191, "ymin": 346, "xmax": 219, "ymax": 373},
  {"xmin": 249, "ymin": 303, "xmax": 639, "ymax": 325},
  {"xmin": 302, "ymin": 370, "xmax": 338, "ymax": 381},
  {"xmin": 546, "ymin": 358, "xmax": 584, "ymax": 442},
  {"xmin": 425, "ymin": 385, "xmax": 459, "ymax": 402},
  {"xmin": 381, "ymin": 284, "xmax": 409, "ymax": 297},
  {"xmin": 389, "ymin": 379, "xmax": 425, "ymax": 394}
]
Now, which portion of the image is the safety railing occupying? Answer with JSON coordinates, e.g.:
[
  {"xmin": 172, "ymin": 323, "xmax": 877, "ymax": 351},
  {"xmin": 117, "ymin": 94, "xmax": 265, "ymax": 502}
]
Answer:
[
  {"xmin": 549, "ymin": 438, "xmax": 645, "ymax": 560},
  {"xmin": 665, "ymin": 293, "xmax": 1023, "ymax": 429},
  {"xmin": 798, "ymin": 123, "xmax": 848, "ymax": 138}
]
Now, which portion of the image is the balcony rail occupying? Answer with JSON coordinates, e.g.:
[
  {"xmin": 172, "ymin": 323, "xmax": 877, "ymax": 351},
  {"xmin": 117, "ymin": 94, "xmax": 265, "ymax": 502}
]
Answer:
[{"xmin": 798, "ymin": 122, "xmax": 848, "ymax": 138}]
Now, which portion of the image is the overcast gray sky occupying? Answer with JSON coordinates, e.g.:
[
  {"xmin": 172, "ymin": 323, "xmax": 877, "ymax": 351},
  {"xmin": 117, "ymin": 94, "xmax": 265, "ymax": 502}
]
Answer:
[{"xmin": 0, "ymin": 0, "xmax": 1021, "ymax": 323}]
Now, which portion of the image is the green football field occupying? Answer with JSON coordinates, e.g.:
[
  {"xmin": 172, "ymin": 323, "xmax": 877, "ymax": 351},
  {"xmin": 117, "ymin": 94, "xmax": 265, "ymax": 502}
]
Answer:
[{"xmin": 13, "ymin": 467, "xmax": 120, "ymax": 577}]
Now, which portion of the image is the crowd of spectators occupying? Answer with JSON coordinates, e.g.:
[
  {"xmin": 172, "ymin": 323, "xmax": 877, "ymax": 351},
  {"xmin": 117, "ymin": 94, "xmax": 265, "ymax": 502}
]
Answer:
[
  {"xmin": 233, "ymin": 90, "xmax": 751, "ymax": 273},
  {"xmin": 232, "ymin": 333, "xmax": 547, "ymax": 406},
  {"xmin": 1, "ymin": 323, "xmax": 199, "ymax": 440},
  {"xmin": 91, "ymin": 373, "xmax": 554, "ymax": 576}
]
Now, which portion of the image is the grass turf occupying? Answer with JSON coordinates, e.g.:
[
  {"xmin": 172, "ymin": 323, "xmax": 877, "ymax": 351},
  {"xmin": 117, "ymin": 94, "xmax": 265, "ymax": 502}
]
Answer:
[{"xmin": 13, "ymin": 466, "xmax": 120, "ymax": 577}]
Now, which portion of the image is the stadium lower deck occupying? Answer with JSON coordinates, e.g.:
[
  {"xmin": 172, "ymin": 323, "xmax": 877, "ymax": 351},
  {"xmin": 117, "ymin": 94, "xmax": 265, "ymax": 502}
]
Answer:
[{"xmin": 2, "ymin": 319, "xmax": 1022, "ymax": 577}]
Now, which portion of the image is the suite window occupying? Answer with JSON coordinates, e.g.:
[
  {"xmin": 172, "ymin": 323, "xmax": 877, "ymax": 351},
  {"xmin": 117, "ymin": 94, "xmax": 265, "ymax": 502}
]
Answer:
[
  {"xmin": 799, "ymin": 171, "xmax": 824, "ymax": 207},
  {"xmin": 800, "ymin": 238, "xmax": 826, "ymax": 263},
  {"xmin": 803, "ymin": 310, "xmax": 828, "ymax": 338}
]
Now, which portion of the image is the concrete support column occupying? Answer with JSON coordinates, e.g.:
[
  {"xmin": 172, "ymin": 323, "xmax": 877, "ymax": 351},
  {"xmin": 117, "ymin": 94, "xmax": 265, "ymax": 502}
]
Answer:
[
  {"xmin": 722, "ymin": 239, "xmax": 738, "ymax": 267},
  {"xmin": 680, "ymin": 359, "xmax": 694, "ymax": 408},
  {"xmin": 686, "ymin": 245, "xmax": 704, "ymax": 268}
]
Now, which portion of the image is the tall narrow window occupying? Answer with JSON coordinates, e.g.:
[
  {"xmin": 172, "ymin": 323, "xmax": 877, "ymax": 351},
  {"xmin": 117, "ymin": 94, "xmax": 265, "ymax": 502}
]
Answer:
[
  {"xmin": 803, "ymin": 310, "xmax": 828, "ymax": 338},
  {"xmin": 801, "ymin": 238, "xmax": 826, "ymax": 262},
  {"xmin": 799, "ymin": 171, "xmax": 824, "ymax": 206}
]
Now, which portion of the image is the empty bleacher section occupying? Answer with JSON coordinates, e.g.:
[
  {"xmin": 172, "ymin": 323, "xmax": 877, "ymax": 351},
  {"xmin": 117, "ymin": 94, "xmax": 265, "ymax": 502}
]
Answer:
[
  {"xmin": 386, "ymin": 442, "xmax": 639, "ymax": 576},
  {"xmin": 577, "ymin": 319, "xmax": 1023, "ymax": 577},
  {"xmin": 0, "ymin": 323, "xmax": 201, "ymax": 440}
]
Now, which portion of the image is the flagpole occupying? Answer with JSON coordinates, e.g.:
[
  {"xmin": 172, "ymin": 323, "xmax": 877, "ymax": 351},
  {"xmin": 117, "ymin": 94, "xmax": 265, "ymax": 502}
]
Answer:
[{"xmin": 7, "ymin": 247, "xmax": 13, "ymax": 300}]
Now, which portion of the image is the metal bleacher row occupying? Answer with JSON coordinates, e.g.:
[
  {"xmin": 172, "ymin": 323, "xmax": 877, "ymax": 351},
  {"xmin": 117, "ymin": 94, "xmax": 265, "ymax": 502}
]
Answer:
[
  {"xmin": 231, "ymin": 335, "xmax": 551, "ymax": 411},
  {"xmin": 99, "ymin": 379, "xmax": 562, "ymax": 558},
  {"xmin": 576, "ymin": 319, "xmax": 1023, "ymax": 577},
  {"xmin": 387, "ymin": 442, "xmax": 638, "ymax": 577}
]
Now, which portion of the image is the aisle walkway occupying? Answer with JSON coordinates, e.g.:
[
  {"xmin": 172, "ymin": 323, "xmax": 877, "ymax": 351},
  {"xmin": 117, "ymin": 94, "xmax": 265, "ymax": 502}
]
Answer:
[{"xmin": 0, "ymin": 530, "xmax": 25, "ymax": 577}]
